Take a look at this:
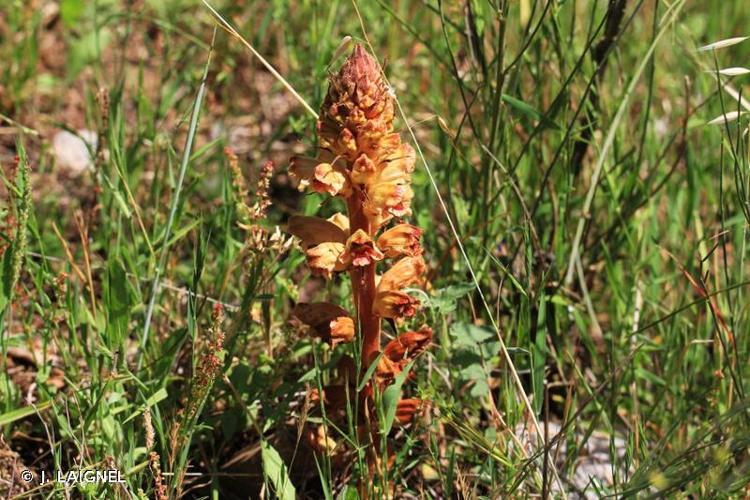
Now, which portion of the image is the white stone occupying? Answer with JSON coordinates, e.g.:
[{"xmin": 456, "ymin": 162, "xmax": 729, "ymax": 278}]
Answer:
[{"xmin": 53, "ymin": 129, "xmax": 97, "ymax": 176}]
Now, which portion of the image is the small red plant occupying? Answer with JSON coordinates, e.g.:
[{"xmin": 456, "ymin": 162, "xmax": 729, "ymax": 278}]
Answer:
[{"xmin": 287, "ymin": 44, "xmax": 431, "ymax": 484}]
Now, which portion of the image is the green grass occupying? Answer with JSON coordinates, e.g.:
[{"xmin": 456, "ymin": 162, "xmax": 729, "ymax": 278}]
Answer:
[{"xmin": 1, "ymin": 0, "xmax": 750, "ymax": 498}]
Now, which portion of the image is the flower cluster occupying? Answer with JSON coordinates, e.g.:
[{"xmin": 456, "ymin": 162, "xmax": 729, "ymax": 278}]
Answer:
[{"xmin": 287, "ymin": 45, "xmax": 431, "ymax": 467}]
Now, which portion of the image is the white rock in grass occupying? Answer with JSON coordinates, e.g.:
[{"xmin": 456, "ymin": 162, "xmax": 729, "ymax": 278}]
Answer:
[
  {"xmin": 514, "ymin": 421, "xmax": 629, "ymax": 499},
  {"xmin": 53, "ymin": 129, "xmax": 97, "ymax": 176}
]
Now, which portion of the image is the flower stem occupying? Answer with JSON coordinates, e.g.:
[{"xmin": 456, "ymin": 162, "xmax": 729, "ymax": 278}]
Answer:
[{"xmin": 347, "ymin": 194, "xmax": 380, "ymax": 367}]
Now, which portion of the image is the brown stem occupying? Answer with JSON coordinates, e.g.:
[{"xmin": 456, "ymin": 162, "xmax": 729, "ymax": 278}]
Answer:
[{"xmin": 347, "ymin": 193, "xmax": 380, "ymax": 367}]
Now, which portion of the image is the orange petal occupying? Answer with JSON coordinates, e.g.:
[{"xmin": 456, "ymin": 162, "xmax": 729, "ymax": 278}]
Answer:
[
  {"xmin": 339, "ymin": 229, "xmax": 384, "ymax": 267},
  {"xmin": 293, "ymin": 302, "xmax": 349, "ymax": 328},
  {"xmin": 395, "ymin": 398, "xmax": 423, "ymax": 425},
  {"xmin": 293, "ymin": 302, "xmax": 355, "ymax": 345},
  {"xmin": 327, "ymin": 212, "xmax": 350, "ymax": 232},
  {"xmin": 306, "ymin": 425, "xmax": 337, "ymax": 454},
  {"xmin": 375, "ymin": 353, "xmax": 401, "ymax": 383},
  {"xmin": 312, "ymin": 162, "xmax": 350, "ymax": 196},
  {"xmin": 350, "ymin": 153, "xmax": 378, "ymax": 185},
  {"xmin": 289, "ymin": 155, "xmax": 317, "ymax": 188},
  {"xmin": 383, "ymin": 326, "xmax": 433, "ymax": 362},
  {"xmin": 377, "ymin": 223, "xmax": 423, "ymax": 258},
  {"xmin": 290, "ymin": 155, "xmax": 350, "ymax": 196},
  {"xmin": 373, "ymin": 290, "xmax": 419, "ymax": 319},
  {"xmin": 330, "ymin": 316, "xmax": 355, "ymax": 345},
  {"xmin": 287, "ymin": 215, "xmax": 347, "ymax": 248},
  {"xmin": 306, "ymin": 242, "xmax": 346, "ymax": 278},
  {"xmin": 377, "ymin": 256, "xmax": 426, "ymax": 292}
]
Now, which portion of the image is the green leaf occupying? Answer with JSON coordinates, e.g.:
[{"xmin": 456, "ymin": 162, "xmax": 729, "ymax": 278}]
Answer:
[
  {"xmin": 0, "ymin": 401, "xmax": 52, "ymax": 426},
  {"xmin": 261, "ymin": 441, "xmax": 296, "ymax": 500},
  {"xmin": 459, "ymin": 364, "xmax": 489, "ymax": 397},
  {"xmin": 357, "ymin": 352, "xmax": 383, "ymax": 392},
  {"xmin": 0, "ymin": 240, "xmax": 13, "ymax": 312},
  {"xmin": 428, "ymin": 282, "xmax": 474, "ymax": 314},
  {"xmin": 106, "ymin": 258, "xmax": 132, "ymax": 347},
  {"xmin": 60, "ymin": 0, "xmax": 85, "ymax": 26},
  {"xmin": 123, "ymin": 388, "xmax": 168, "ymax": 424},
  {"xmin": 337, "ymin": 485, "xmax": 360, "ymax": 500},
  {"xmin": 450, "ymin": 322, "xmax": 496, "ymax": 348},
  {"xmin": 146, "ymin": 388, "xmax": 168, "ymax": 406},
  {"xmin": 298, "ymin": 367, "xmax": 319, "ymax": 383},
  {"xmin": 381, "ymin": 361, "xmax": 414, "ymax": 436},
  {"xmin": 502, "ymin": 94, "xmax": 560, "ymax": 130}
]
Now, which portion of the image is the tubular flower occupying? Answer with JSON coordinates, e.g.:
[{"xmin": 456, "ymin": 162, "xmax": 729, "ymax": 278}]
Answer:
[
  {"xmin": 377, "ymin": 223, "xmax": 423, "ymax": 258},
  {"xmin": 305, "ymin": 242, "xmax": 346, "ymax": 278},
  {"xmin": 293, "ymin": 302, "xmax": 354, "ymax": 346},
  {"xmin": 290, "ymin": 155, "xmax": 351, "ymax": 197},
  {"xmin": 340, "ymin": 229, "xmax": 384, "ymax": 267},
  {"xmin": 329, "ymin": 316, "xmax": 355, "ymax": 344},
  {"xmin": 363, "ymin": 161, "xmax": 415, "ymax": 225},
  {"xmin": 374, "ymin": 257, "xmax": 425, "ymax": 317},
  {"xmin": 287, "ymin": 215, "xmax": 348, "ymax": 278},
  {"xmin": 286, "ymin": 44, "xmax": 430, "ymax": 476},
  {"xmin": 373, "ymin": 290, "xmax": 419, "ymax": 319},
  {"xmin": 377, "ymin": 256, "xmax": 426, "ymax": 292},
  {"xmin": 383, "ymin": 326, "xmax": 433, "ymax": 363}
]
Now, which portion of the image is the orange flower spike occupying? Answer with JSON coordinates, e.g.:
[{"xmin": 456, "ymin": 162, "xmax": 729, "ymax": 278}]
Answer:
[
  {"xmin": 318, "ymin": 45, "xmax": 394, "ymax": 165},
  {"xmin": 287, "ymin": 46, "xmax": 432, "ymax": 475}
]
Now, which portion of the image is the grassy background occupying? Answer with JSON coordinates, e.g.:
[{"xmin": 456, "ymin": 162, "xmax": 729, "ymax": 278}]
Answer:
[{"xmin": 2, "ymin": 0, "xmax": 750, "ymax": 498}]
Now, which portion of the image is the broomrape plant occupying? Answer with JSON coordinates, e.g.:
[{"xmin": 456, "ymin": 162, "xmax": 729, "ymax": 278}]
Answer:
[{"xmin": 287, "ymin": 44, "xmax": 431, "ymax": 483}]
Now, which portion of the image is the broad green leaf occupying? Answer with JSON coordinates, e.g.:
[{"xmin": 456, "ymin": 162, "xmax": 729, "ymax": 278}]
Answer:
[
  {"xmin": 450, "ymin": 322, "xmax": 495, "ymax": 348},
  {"xmin": 261, "ymin": 441, "xmax": 296, "ymax": 500},
  {"xmin": 428, "ymin": 282, "xmax": 475, "ymax": 314}
]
